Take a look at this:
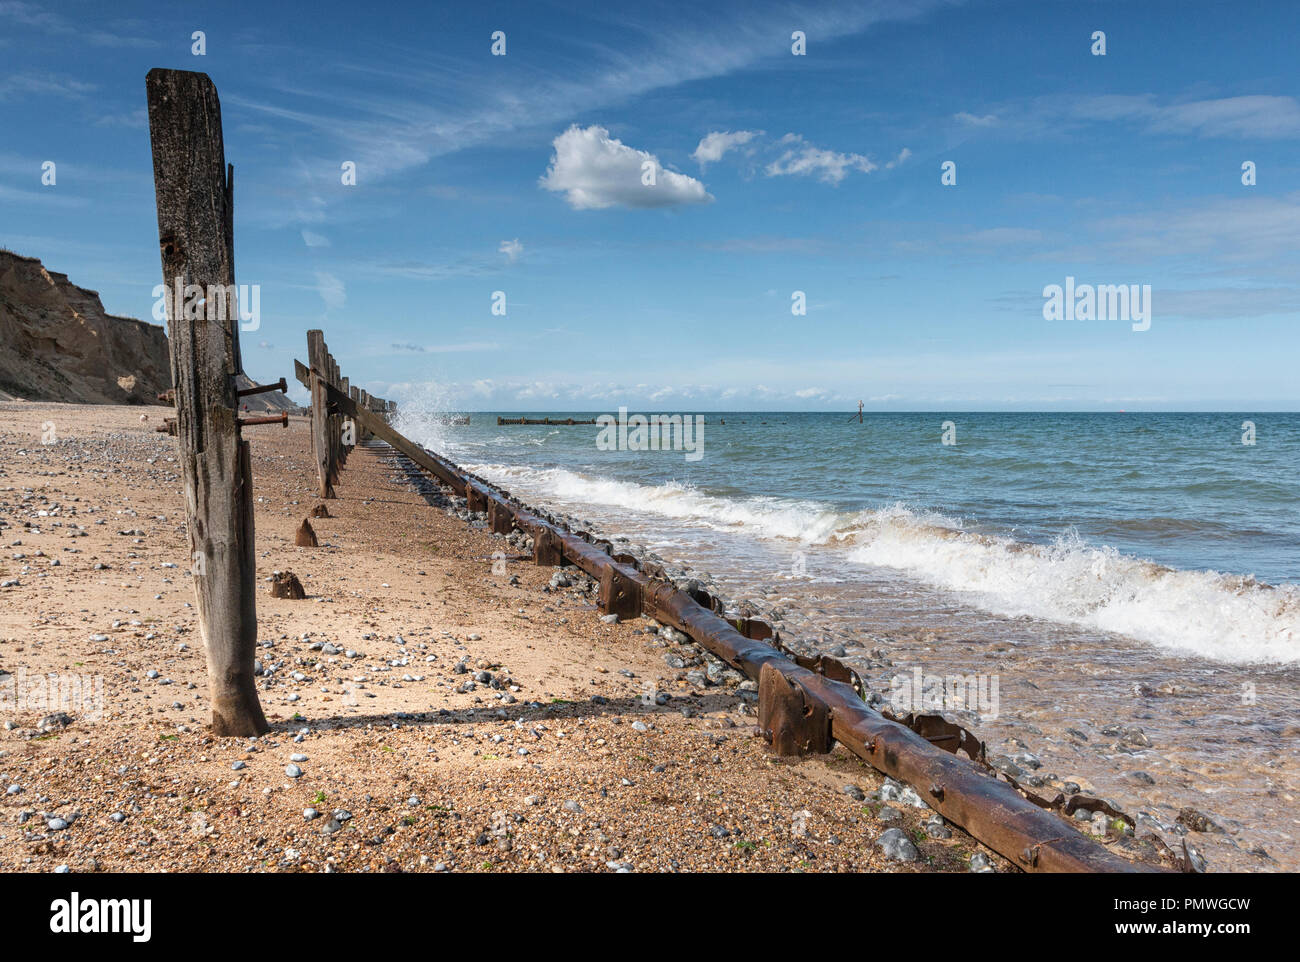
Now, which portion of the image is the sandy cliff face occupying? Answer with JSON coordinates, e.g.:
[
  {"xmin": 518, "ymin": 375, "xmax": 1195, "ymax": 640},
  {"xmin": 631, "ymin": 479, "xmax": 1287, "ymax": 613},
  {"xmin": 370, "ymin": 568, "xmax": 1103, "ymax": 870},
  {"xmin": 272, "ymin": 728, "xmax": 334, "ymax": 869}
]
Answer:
[
  {"xmin": 0, "ymin": 250, "xmax": 171, "ymax": 404},
  {"xmin": 0, "ymin": 251, "xmax": 297, "ymax": 412}
]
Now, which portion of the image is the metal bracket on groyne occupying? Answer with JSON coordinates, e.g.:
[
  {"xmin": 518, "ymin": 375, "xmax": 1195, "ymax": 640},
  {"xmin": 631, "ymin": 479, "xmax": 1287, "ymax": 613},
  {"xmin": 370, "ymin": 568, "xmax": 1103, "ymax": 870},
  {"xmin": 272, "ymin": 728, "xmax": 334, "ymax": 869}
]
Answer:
[{"xmin": 294, "ymin": 336, "xmax": 1180, "ymax": 875}]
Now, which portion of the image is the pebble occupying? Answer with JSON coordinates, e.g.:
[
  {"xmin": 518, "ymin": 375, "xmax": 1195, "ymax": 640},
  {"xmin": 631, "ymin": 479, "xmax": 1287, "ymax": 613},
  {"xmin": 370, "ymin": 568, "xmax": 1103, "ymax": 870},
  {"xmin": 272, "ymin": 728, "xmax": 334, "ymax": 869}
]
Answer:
[
  {"xmin": 47, "ymin": 817, "xmax": 69, "ymax": 831},
  {"xmin": 969, "ymin": 851, "xmax": 996, "ymax": 873},
  {"xmin": 924, "ymin": 814, "xmax": 952, "ymax": 839},
  {"xmin": 290, "ymin": 753, "xmax": 308, "ymax": 763},
  {"xmin": 285, "ymin": 764, "xmax": 303, "ymax": 778},
  {"xmin": 875, "ymin": 827, "xmax": 919, "ymax": 862}
]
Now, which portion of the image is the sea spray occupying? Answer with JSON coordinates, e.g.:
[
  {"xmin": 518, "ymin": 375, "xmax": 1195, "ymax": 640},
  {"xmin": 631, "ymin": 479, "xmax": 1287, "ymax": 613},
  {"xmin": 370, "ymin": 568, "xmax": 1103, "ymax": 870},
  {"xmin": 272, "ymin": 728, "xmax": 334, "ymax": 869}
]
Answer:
[{"xmin": 463, "ymin": 462, "xmax": 1300, "ymax": 664}]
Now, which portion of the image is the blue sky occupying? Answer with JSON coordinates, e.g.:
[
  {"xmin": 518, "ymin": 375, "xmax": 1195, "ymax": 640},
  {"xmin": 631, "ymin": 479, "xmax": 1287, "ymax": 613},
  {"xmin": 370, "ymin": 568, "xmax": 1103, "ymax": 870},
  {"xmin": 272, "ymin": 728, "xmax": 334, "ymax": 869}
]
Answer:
[{"xmin": 2, "ymin": 0, "xmax": 1298, "ymax": 410}]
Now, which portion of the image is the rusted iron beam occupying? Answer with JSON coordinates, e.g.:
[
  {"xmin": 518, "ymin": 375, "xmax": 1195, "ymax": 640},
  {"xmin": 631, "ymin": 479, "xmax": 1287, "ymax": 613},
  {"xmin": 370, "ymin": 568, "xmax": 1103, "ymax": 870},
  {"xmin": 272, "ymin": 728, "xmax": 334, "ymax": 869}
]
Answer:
[{"xmin": 759, "ymin": 663, "xmax": 832, "ymax": 757}]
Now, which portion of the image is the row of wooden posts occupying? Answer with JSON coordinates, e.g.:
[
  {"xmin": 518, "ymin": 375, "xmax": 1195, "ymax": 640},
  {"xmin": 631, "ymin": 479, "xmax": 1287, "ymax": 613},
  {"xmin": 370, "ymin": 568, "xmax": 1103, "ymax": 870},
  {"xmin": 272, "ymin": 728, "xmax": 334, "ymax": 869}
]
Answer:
[
  {"xmin": 301, "ymin": 330, "xmax": 396, "ymax": 500},
  {"xmin": 144, "ymin": 66, "xmax": 1173, "ymax": 874},
  {"xmin": 144, "ymin": 69, "xmax": 402, "ymax": 738},
  {"xmin": 283, "ymin": 341, "xmax": 1173, "ymax": 874}
]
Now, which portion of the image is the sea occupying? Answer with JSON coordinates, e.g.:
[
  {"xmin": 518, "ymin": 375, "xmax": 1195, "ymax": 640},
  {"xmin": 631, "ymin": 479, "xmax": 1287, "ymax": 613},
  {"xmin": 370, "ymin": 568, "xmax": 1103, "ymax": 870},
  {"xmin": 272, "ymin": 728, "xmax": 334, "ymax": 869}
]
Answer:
[{"xmin": 395, "ymin": 408, "xmax": 1300, "ymax": 872}]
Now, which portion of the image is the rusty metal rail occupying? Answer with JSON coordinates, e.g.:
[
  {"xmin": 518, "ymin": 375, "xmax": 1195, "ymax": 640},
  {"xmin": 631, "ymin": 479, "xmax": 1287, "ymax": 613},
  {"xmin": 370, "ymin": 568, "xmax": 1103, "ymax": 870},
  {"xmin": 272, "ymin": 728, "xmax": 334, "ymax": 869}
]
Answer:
[{"xmin": 293, "ymin": 357, "xmax": 1178, "ymax": 874}]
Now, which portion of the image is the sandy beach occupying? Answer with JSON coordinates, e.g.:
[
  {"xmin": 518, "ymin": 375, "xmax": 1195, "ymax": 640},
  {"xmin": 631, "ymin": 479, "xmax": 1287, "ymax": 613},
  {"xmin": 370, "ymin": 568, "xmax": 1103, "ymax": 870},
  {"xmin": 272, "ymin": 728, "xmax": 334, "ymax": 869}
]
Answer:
[{"xmin": 0, "ymin": 402, "xmax": 1013, "ymax": 873}]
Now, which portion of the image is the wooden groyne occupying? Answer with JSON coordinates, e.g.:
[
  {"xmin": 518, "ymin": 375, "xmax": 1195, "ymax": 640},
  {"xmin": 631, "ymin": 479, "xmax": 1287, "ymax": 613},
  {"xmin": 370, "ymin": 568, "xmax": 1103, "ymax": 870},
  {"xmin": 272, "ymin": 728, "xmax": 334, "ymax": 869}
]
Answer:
[
  {"xmin": 292, "ymin": 334, "xmax": 1182, "ymax": 875},
  {"xmin": 498, "ymin": 416, "xmax": 599, "ymax": 425},
  {"xmin": 296, "ymin": 338, "xmax": 395, "ymax": 499},
  {"xmin": 497, "ymin": 416, "xmax": 710, "ymax": 425},
  {"xmin": 146, "ymin": 66, "xmax": 1180, "ymax": 874}
]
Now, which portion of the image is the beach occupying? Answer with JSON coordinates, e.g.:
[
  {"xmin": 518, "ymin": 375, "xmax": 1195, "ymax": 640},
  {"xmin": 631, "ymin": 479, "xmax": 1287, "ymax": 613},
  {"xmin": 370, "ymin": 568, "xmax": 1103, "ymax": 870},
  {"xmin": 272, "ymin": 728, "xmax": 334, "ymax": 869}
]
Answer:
[{"xmin": 0, "ymin": 402, "xmax": 1009, "ymax": 873}]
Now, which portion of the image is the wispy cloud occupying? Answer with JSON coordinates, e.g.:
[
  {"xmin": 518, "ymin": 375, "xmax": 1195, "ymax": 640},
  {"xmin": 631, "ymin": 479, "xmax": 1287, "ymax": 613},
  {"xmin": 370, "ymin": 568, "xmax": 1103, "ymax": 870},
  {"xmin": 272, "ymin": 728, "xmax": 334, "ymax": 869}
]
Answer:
[
  {"xmin": 0, "ymin": 1, "xmax": 159, "ymax": 48},
  {"xmin": 314, "ymin": 271, "xmax": 346, "ymax": 312},
  {"xmin": 498, "ymin": 238, "xmax": 523, "ymax": 262},
  {"xmin": 0, "ymin": 71, "xmax": 96, "ymax": 100},
  {"xmin": 956, "ymin": 93, "xmax": 1300, "ymax": 142},
  {"xmin": 954, "ymin": 111, "xmax": 998, "ymax": 127},
  {"xmin": 390, "ymin": 341, "xmax": 500, "ymax": 354},
  {"xmin": 1072, "ymin": 94, "xmax": 1300, "ymax": 139}
]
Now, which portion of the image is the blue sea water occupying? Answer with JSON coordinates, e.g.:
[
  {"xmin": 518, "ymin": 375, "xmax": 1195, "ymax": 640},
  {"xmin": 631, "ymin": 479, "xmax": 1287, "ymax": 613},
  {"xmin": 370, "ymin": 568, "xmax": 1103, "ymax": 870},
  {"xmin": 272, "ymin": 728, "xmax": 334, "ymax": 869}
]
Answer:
[{"xmin": 398, "ymin": 410, "xmax": 1300, "ymax": 665}]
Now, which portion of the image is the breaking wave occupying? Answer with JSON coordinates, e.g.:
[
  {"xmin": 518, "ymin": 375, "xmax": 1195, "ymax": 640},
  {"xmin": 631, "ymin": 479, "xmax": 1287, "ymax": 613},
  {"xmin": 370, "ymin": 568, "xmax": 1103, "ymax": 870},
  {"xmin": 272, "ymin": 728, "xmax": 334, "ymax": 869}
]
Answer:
[{"xmin": 458, "ymin": 462, "xmax": 1300, "ymax": 664}]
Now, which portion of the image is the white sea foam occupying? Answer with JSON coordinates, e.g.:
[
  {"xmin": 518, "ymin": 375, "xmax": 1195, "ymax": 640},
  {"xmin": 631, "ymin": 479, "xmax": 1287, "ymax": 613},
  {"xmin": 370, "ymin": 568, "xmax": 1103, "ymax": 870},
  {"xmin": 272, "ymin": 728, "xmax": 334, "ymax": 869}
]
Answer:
[
  {"xmin": 389, "ymin": 419, "xmax": 1298, "ymax": 666},
  {"xmin": 464, "ymin": 461, "xmax": 848, "ymax": 542},
  {"xmin": 844, "ymin": 506, "xmax": 1300, "ymax": 664}
]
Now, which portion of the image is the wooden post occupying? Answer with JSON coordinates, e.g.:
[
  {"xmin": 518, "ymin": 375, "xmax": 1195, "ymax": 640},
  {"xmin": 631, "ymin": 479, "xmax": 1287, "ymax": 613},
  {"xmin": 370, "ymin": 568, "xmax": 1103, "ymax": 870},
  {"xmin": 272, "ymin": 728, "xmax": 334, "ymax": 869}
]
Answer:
[
  {"xmin": 350, "ymin": 385, "xmax": 369, "ymax": 442},
  {"xmin": 307, "ymin": 331, "xmax": 334, "ymax": 498},
  {"xmin": 340, "ymin": 376, "xmax": 352, "ymax": 455},
  {"xmin": 146, "ymin": 68, "xmax": 268, "ymax": 736},
  {"xmin": 327, "ymin": 355, "xmax": 341, "ymax": 478}
]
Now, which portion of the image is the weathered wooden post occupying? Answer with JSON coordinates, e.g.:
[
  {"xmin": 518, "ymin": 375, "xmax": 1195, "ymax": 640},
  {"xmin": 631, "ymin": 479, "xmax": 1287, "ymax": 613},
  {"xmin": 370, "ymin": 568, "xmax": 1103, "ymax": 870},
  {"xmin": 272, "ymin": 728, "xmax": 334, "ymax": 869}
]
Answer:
[
  {"xmin": 338, "ymin": 375, "xmax": 350, "ymax": 456},
  {"xmin": 146, "ymin": 68, "xmax": 268, "ymax": 736},
  {"xmin": 307, "ymin": 330, "xmax": 334, "ymax": 498},
  {"xmin": 327, "ymin": 354, "xmax": 342, "ymax": 478},
  {"xmin": 340, "ymin": 376, "xmax": 351, "ymax": 453},
  {"xmin": 350, "ymin": 385, "xmax": 369, "ymax": 442}
]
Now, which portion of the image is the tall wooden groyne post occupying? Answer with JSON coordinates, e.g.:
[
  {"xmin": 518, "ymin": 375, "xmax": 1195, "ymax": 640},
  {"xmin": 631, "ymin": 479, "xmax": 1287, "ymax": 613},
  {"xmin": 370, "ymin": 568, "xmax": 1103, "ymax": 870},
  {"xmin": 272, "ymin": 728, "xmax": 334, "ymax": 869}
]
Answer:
[
  {"xmin": 146, "ymin": 68, "xmax": 269, "ymax": 736},
  {"xmin": 300, "ymin": 332, "xmax": 394, "ymax": 498}
]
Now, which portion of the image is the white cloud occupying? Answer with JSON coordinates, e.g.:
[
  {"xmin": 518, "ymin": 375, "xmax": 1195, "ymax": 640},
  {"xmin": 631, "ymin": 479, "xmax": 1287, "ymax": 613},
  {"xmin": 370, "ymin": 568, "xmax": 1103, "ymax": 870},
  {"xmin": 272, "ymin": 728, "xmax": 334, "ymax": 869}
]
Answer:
[
  {"xmin": 314, "ymin": 271, "xmax": 346, "ymax": 312},
  {"xmin": 954, "ymin": 112, "xmax": 999, "ymax": 127},
  {"xmin": 692, "ymin": 129, "xmax": 760, "ymax": 167},
  {"xmin": 301, "ymin": 230, "xmax": 330, "ymax": 248},
  {"xmin": 765, "ymin": 134, "xmax": 876, "ymax": 185},
  {"xmin": 539, "ymin": 124, "xmax": 713, "ymax": 210},
  {"xmin": 885, "ymin": 147, "xmax": 912, "ymax": 169},
  {"xmin": 499, "ymin": 238, "xmax": 523, "ymax": 262}
]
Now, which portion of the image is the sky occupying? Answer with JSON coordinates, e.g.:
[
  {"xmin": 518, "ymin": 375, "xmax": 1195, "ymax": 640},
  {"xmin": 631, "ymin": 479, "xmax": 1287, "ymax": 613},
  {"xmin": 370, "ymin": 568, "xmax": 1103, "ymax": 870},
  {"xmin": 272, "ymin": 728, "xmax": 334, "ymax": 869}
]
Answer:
[{"xmin": 1, "ymin": 0, "xmax": 1298, "ymax": 411}]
